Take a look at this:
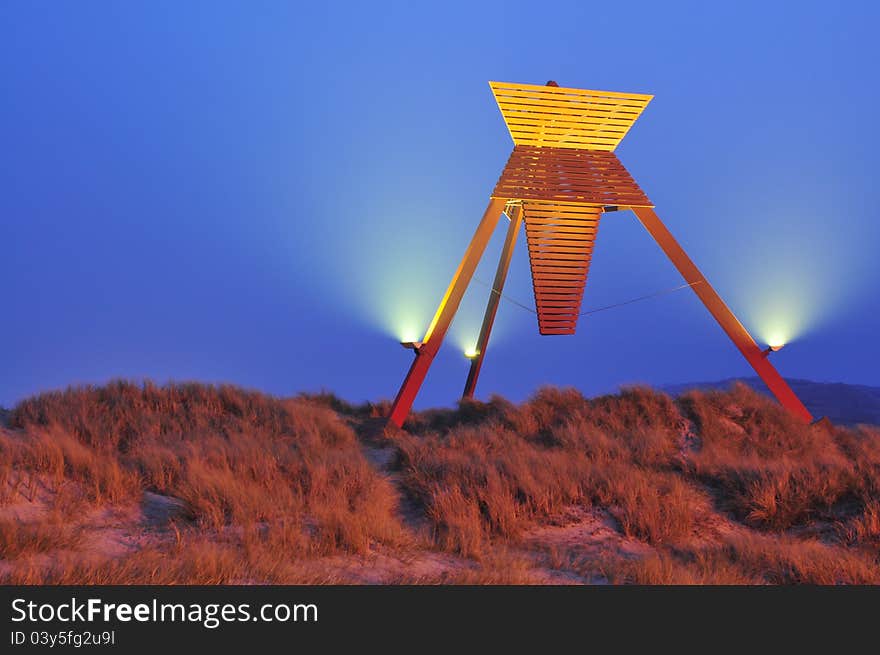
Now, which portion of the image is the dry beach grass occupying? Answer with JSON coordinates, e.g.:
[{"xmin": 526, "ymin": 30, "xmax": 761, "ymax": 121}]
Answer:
[{"xmin": 1, "ymin": 381, "xmax": 879, "ymax": 584}]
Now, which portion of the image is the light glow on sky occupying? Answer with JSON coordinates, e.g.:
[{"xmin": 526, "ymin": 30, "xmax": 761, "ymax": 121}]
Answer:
[{"xmin": 2, "ymin": 1, "xmax": 878, "ymax": 409}]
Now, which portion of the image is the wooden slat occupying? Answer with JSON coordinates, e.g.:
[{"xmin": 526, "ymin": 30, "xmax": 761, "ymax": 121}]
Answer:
[
  {"xmin": 490, "ymin": 80, "xmax": 652, "ymax": 99},
  {"xmin": 529, "ymin": 254, "xmax": 593, "ymax": 262},
  {"xmin": 521, "ymin": 217, "xmax": 600, "ymax": 226},
  {"xmin": 537, "ymin": 289, "xmax": 577, "ymax": 303},
  {"xmin": 495, "ymin": 93, "xmax": 649, "ymax": 110},
  {"xmin": 531, "ymin": 278, "xmax": 587, "ymax": 286},
  {"xmin": 528, "ymin": 233, "xmax": 596, "ymax": 241},
  {"xmin": 531, "ymin": 269, "xmax": 590, "ymax": 276},
  {"xmin": 494, "ymin": 95, "xmax": 649, "ymax": 114},
  {"xmin": 528, "ymin": 252, "xmax": 593, "ymax": 261},
  {"xmin": 529, "ymin": 243, "xmax": 594, "ymax": 251},
  {"xmin": 505, "ymin": 115, "xmax": 634, "ymax": 131},
  {"xmin": 530, "ymin": 263, "xmax": 589, "ymax": 271}
]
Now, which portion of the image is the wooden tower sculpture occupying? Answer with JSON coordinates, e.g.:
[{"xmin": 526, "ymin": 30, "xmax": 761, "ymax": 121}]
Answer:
[{"xmin": 387, "ymin": 80, "xmax": 813, "ymax": 427}]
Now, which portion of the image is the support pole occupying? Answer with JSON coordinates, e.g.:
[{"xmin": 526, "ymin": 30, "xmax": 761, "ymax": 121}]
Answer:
[
  {"xmin": 631, "ymin": 206, "xmax": 813, "ymax": 422},
  {"xmin": 387, "ymin": 197, "xmax": 507, "ymax": 428},
  {"xmin": 463, "ymin": 203, "xmax": 523, "ymax": 399}
]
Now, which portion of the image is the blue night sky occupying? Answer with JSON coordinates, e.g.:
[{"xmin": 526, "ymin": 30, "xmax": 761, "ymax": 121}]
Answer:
[{"xmin": 3, "ymin": 1, "xmax": 879, "ymax": 409}]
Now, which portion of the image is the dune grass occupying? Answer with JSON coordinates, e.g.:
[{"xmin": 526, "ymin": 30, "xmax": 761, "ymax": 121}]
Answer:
[
  {"xmin": 1, "ymin": 380, "xmax": 879, "ymax": 584},
  {"xmin": 3, "ymin": 382, "xmax": 404, "ymax": 568}
]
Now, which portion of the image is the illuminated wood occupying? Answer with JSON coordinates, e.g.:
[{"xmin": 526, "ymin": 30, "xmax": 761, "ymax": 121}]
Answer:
[
  {"xmin": 387, "ymin": 79, "xmax": 812, "ymax": 427},
  {"xmin": 524, "ymin": 203, "xmax": 603, "ymax": 335},
  {"xmin": 490, "ymin": 81, "xmax": 653, "ymax": 151},
  {"xmin": 388, "ymin": 198, "xmax": 506, "ymax": 428},
  {"xmin": 463, "ymin": 204, "xmax": 524, "ymax": 399},
  {"xmin": 493, "ymin": 146, "xmax": 652, "ymax": 207}
]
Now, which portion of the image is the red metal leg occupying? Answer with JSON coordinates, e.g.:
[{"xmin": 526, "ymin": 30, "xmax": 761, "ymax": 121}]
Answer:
[
  {"xmin": 631, "ymin": 206, "xmax": 813, "ymax": 422},
  {"xmin": 387, "ymin": 198, "xmax": 507, "ymax": 428}
]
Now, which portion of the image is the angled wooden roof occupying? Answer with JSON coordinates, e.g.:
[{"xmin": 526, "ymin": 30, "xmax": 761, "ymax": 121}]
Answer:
[{"xmin": 490, "ymin": 81, "xmax": 652, "ymax": 152}]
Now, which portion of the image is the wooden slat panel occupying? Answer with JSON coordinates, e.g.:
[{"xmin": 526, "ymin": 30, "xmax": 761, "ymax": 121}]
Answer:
[
  {"xmin": 493, "ymin": 145, "xmax": 652, "ymax": 207},
  {"xmin": 490, "ymin": 81, "xmax": 652, "ymax": 151},
  {"xmin": 522, "ymin": 202, "xmax": 604, "ymax": 335}
]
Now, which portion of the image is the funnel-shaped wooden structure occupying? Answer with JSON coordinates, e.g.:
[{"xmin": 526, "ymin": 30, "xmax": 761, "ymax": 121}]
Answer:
[
  {"xmin": 495, "ymin": 146, "xmax": 652, "ymax": 333},
  {"xmin": 387, "ymin": 81, "xmax": 813, "ymax": 428}
]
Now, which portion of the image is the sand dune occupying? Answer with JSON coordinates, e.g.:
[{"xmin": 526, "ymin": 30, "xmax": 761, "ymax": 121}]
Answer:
[{"xmin": 2, "ymin": 381, "xmax": 879, "ymax": 584}]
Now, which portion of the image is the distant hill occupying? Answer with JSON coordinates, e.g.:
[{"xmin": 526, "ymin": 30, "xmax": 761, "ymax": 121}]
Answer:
[{"xmin": 662, "ymin": 378, "xmax": 880, "ymax": 426}]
